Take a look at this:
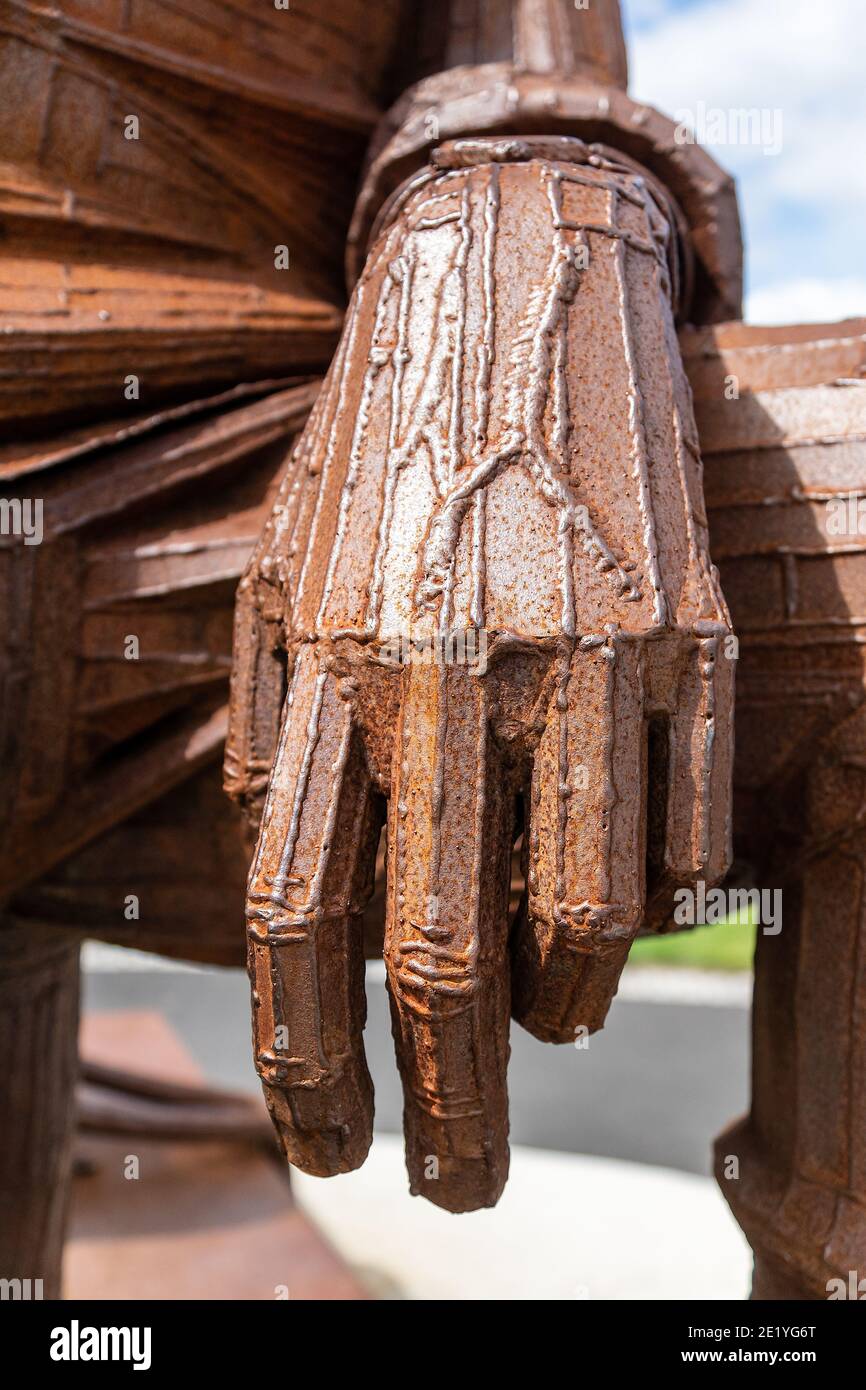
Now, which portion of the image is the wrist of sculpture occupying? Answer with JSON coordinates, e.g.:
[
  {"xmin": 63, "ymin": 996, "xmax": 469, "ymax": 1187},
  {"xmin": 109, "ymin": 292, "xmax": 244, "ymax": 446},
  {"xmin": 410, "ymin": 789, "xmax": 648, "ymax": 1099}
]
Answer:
[{"xmin": 347, "ymin": 8, "xmax": 741, "ymax": 327}]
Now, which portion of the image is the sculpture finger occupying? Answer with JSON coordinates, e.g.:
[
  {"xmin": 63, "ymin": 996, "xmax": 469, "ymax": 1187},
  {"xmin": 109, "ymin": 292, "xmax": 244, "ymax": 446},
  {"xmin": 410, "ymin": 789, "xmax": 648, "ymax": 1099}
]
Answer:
[
  {"xmin": 246, "ymin": 643, "xmax": 379, "ymax": 1175},
  {"xmin": 511, "ymin": 637, "xmax": 644, "ymax": 1044},
  {"xmin": 224, "ymin": 420, "xmax": 315, "ymax": 823},
  {"xmin": 385, "ymin": 661, "xmax": 514, "ymax": 1212},
  {"xmin": 224, "ymin": 574, "xmax": 286, "ymax": 823},
  {"xmin": 647, "ymin": 626, "xmax": 735, "ymax": 925}
]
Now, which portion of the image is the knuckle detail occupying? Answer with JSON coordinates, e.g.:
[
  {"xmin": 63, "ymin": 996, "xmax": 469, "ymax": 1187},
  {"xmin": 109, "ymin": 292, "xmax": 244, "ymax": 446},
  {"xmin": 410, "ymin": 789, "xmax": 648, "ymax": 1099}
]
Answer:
[{"xmin": 389, "ymin": 937, "xmax": 478, "ymax": 1017}]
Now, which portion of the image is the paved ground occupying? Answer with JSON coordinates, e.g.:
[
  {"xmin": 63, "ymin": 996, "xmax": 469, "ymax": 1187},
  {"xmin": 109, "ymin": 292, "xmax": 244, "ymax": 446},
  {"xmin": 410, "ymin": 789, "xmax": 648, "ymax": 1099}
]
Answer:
[
  {"xmin": 81, "ymin": 947, "xmax": 753, "ymax": 1298},
  {"xmin": 292, "ymin": 1136, "xmax": 752, "ymax": 1300}
]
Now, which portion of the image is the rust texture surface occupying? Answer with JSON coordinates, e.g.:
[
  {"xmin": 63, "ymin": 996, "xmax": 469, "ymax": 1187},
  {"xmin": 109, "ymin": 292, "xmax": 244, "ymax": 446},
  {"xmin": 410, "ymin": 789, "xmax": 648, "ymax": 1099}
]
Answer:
[
  {"xmin": 687, "ymin": 319, "xmax": 866, "ymax": 1299},
  {"xmin": 0, "ymin": 0, "xmax": 409, "ymax": 429},
  {"xmin": 0, "ymin": 0, "xmax": 863, "ymax": 1299},
  {"xmin": 227, "ymin": 133, "xmax": 735, "ymax": 1212}
]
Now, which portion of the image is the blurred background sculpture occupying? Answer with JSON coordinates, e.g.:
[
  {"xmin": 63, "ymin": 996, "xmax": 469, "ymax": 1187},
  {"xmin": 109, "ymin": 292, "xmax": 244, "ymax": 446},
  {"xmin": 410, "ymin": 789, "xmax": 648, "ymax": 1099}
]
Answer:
[{"xmin": 0, "ymin": 0, "xmax": 864, "ymax": 1300}]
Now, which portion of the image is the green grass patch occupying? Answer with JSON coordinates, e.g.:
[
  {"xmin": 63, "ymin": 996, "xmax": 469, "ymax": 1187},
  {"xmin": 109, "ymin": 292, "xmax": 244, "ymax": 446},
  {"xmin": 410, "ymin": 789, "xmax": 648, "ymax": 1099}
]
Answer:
[{"xmin": 630, "ymin": 912, "xmax": 756, "ymax": 972}]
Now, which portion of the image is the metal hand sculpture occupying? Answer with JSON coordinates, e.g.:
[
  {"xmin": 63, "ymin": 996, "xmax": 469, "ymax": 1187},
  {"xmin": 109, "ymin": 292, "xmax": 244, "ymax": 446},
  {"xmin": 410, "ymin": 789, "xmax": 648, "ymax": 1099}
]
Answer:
[{"xmin": 226, "ymin": 135, "xmax": 735, "ymax": 1211}]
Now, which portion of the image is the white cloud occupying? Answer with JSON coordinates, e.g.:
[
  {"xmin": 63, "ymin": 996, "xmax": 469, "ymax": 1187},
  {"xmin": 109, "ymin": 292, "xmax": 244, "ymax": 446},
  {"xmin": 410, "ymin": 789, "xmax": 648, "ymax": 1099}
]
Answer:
[
  {"xmin": 626, "ymin": 0, "xmax": 866, "ymax": 324},
  {"xmin": 746, "ymin": 276, "xmax": 866, "ymax": 326}
]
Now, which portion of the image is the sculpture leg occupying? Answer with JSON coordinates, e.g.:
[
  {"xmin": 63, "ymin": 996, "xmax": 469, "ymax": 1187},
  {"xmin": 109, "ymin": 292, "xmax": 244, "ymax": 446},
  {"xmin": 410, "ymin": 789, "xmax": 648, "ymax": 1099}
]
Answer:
[
  {"xmin": 0, "ymin": 923, "xmax": 80, "ymax": 1299},
  {"xmin": 716, "ymin": 703, "xmax": 866, "ymax": 1300}
]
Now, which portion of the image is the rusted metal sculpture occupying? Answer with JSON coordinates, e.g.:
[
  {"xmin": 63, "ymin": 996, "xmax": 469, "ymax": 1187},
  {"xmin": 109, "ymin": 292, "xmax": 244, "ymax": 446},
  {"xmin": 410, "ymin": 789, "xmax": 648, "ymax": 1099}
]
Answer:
[
  {"xmin": 226, "ymin": 1, "xmax": 740, "ymax": 1215},
  {"xmin": 1, "ymin": 0, "xmax": 864, "ymax": 1298},
  {"xmin": 688, "ymin": 319, "xmax": 866, "ymax": 1300},
  {"xmin": 0, "ymin": 0, "xmax": 392, "ymax": 1297},
  {"xmin": 226, "ymin": 131, "xmax": 735, "ymax": 1211}
]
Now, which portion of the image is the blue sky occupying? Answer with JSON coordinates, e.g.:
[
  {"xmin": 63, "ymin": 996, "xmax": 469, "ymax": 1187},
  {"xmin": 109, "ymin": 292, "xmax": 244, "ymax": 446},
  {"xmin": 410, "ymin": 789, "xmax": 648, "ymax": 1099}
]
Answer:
[{"xmin": 623, "ymin": 0, "xmax": 866, "ymax": 323}]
